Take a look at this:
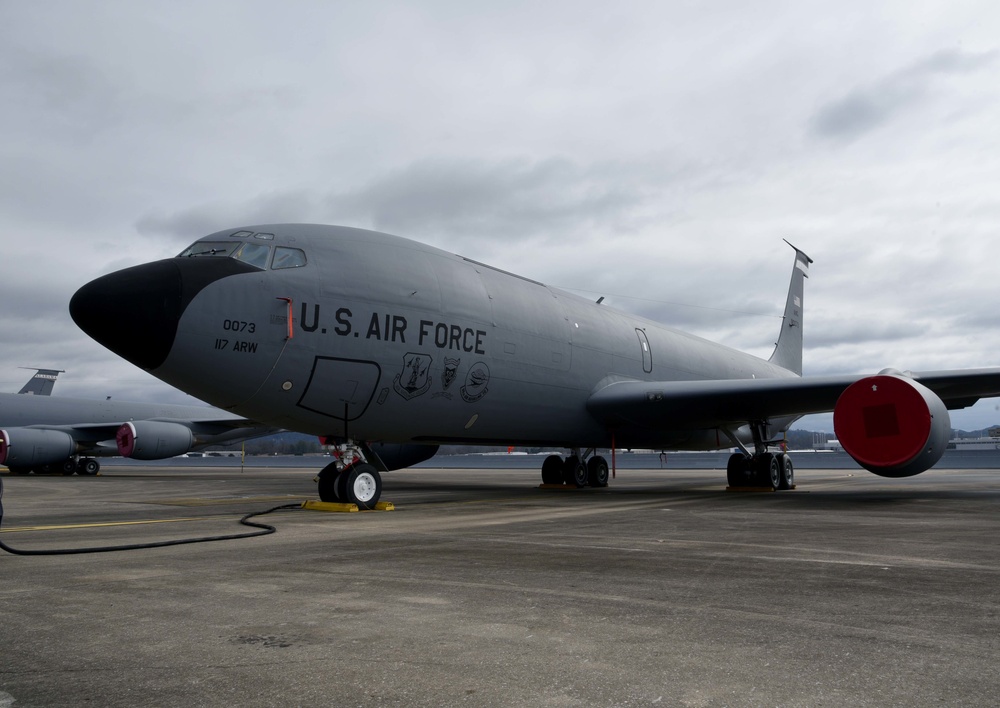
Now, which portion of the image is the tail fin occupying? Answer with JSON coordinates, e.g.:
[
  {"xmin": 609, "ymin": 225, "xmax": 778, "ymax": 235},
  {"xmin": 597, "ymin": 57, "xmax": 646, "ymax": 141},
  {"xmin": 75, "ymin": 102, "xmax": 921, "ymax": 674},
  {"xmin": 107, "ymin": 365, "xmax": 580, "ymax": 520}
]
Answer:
[
  {"xmin": 17, "ymin": 368, "xmax": 64, "ymax": 396},
  {"xmin": 768, "ymin": 241, "xmax": 812, "ymax": 376}
]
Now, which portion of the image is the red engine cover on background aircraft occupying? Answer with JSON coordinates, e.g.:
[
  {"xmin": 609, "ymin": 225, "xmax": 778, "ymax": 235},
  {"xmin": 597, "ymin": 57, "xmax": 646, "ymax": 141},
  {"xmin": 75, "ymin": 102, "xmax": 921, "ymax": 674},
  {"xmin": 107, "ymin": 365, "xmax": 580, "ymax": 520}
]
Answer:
[
  {"xmin": 833, "ymin": 373, "xmax": 949, "ymax": 476},
  {"xmin": 116, "ymin": 420, "xmax": 194, "ymax": 460}
]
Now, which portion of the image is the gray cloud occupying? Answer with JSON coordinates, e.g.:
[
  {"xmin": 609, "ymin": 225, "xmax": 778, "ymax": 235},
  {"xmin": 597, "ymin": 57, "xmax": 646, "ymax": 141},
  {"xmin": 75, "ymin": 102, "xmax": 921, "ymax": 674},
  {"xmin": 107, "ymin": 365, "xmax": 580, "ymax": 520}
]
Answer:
[
  {"xmin": 809, "ymin": 48, "xmax": 996, "ymax": 140},
  {"xmin": 0, "ymin": 47, "xmax": 126, "ymax": 143},
  {"xmin": 135, "ymin": 191, "xmax": 321, "ymax": 244},
  {"xmin": 328, "ymin": 157, "xmax": 650, "ymax": 241},
  {"xmin": 134, "ymin": 155, "xmax": 704, "ymax": 249},
  {"xmin": 804, "ymin": 317, "xmax": 918, "ymax": 349}
]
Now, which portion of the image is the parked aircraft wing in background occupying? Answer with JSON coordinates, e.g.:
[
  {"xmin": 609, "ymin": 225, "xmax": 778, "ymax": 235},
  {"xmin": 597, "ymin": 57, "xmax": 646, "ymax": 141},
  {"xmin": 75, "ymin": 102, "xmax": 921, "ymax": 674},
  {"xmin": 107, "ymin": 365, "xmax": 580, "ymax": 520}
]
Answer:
[{"xmin": 0, "ymin": 392, "xmax": 280, "ymax": 476}]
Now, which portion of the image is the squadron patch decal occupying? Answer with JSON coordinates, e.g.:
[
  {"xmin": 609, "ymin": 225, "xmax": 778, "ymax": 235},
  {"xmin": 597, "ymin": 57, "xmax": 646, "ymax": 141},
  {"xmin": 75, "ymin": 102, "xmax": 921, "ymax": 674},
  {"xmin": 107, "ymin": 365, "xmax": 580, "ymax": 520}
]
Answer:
[
  {"xmin": 393, "ymin": 353, "xmax": 432, "ymax": 400},
  {"xmin": 461, "ymin": 362, "xmax": 491, "ymax": 403},
  {"xmin": 443, "ymin": 357, "xmax": 460, "ymax": 389},
  {"xmin": 433, "ymin": 357, "xmax": 461, "ymax": 400}
]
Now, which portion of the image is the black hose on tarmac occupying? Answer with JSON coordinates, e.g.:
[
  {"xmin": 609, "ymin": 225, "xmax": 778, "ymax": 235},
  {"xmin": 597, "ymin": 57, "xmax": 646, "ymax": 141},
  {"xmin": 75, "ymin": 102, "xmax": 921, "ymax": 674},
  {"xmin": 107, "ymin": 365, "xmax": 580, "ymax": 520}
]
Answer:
[{"xmin": 0, "ymin": 474, "xmax": 301, "ymax": 556}]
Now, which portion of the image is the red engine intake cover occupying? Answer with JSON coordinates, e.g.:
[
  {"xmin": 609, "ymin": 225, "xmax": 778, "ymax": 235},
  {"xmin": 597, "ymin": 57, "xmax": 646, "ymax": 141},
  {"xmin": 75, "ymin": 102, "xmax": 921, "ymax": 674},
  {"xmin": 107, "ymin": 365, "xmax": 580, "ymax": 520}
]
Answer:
[
  {"xmin": 834, "ymin": 374, "xmax": 935, "ymax": 470},
  {"xmin": 116, "ymin": 422, "xmax": 138, "ymax": 458}
]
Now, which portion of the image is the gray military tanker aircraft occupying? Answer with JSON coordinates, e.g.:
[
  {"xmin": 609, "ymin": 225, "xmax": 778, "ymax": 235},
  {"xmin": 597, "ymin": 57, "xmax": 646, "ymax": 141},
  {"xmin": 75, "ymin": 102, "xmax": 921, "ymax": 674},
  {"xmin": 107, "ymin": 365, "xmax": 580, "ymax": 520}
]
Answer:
[
  {"xmin": 0, "ymin": 380, "xmax": 281, "ymax": 475},
  {"xmin": 68, "ymin": 224, "xmax": 1000, "ymax": 506}
]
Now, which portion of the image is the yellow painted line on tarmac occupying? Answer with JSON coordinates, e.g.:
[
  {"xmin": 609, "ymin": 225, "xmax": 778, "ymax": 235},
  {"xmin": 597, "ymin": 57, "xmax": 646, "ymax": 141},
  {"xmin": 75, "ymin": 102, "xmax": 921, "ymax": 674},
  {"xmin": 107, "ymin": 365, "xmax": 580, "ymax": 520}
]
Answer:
[
  {"xmin": 0, "ymin": 516, "xmax": 233, "ymax": 533},
  {"xmin": 134, "ymin": 495, "xmax": 308, "ymax": 507}
]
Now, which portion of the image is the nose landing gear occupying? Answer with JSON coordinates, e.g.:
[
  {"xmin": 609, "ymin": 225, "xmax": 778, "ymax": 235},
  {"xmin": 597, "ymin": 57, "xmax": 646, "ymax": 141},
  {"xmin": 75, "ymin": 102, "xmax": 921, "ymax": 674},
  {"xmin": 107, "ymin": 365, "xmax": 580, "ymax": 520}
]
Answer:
[{"xmin": 316, "ymin": 441, "xmax": 383, "ymax": 508}]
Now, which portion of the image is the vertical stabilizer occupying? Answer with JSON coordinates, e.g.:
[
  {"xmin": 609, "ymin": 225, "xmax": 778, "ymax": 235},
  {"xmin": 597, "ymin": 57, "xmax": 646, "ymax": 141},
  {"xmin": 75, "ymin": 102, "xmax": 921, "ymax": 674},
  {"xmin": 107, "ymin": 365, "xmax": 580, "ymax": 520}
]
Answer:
[
  {"xmin": 17, "ymin": 368, "xmax": 64, "ymax": 396},
  {"xmin": 768, "ymin": 242, "xmax": 812, "ymax": 376}
]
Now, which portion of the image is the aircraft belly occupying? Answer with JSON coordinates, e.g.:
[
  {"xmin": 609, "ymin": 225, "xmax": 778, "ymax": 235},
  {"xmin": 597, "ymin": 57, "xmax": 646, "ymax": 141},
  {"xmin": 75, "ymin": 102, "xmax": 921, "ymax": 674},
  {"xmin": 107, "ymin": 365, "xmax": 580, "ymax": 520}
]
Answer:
[{"xmin": 361, "ymin": 378, "xmax": 601, "ymax": 445}]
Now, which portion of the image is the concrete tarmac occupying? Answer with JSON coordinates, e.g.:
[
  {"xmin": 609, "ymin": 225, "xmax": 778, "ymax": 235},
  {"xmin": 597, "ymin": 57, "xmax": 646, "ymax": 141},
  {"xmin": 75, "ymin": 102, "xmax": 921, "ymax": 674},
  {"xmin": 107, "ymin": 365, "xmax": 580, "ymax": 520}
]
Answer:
[{"xmin": 1, "ymin": 464, "xmax": 998, "ymax": 707}]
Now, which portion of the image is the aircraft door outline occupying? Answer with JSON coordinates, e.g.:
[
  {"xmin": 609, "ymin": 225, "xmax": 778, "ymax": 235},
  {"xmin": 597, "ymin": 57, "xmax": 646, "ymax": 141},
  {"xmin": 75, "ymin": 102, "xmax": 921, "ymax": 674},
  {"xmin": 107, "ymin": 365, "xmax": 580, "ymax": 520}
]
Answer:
[{"xmin": 296, "ymin": 356, "xmax": 382, "ymax": 422}]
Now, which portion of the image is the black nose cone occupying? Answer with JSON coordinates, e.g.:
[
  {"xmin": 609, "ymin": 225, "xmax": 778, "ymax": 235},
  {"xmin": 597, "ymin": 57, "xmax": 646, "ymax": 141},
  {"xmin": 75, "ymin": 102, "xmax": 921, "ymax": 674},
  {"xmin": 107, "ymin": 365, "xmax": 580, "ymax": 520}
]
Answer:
[
  {"xmin": 70, "ymin": 260, "xmax": 184, "ymax": 371},
  {"xmin": 71, "ymin": 257, "xmax": 261, "ymax": 371}
]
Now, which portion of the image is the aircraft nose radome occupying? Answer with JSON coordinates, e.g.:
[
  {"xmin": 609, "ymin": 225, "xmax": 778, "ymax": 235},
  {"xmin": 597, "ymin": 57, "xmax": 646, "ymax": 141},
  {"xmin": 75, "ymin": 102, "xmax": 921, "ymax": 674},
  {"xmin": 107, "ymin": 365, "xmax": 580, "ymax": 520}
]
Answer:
[{"xmin": 70, "ymin": 260, "xmax": 184, "ymax": 371}]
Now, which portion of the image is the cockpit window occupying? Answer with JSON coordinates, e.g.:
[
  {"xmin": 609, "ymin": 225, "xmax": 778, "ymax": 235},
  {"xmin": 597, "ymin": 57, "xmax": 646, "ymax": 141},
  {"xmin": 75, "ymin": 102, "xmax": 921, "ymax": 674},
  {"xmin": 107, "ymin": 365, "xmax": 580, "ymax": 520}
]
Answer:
[
  {"xmin": 272, "ymin": 247, "xmax": 307, "ymax": 269},
  {"xmin": 177, "ymin": 241, "xmax": 239, "ymax": 258},
  {"xmin": 177, "ymin": 237, "xmax": 307, "ymax": 271},
  {"xmin": 234, "ymin": 242, "xmax": 271, "ymax": 269}
]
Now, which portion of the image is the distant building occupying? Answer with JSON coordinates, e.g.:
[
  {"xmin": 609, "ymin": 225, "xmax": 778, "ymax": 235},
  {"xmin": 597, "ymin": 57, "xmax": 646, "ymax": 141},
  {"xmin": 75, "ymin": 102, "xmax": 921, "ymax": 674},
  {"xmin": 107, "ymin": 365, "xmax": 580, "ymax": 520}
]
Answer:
[{"xmin": 947, "ymin": 427, "xmax": 1000, "ymax": 450}]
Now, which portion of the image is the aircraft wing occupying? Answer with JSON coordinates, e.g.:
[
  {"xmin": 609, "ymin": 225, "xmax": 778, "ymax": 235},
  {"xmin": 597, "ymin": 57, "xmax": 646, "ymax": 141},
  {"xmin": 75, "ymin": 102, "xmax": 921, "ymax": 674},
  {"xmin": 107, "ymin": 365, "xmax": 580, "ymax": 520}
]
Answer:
[
  {"xmin": 0, "ymin": 393, "xmax": 281, "ymax": 472},
  {"xmin": 586, "ymin": 368, "xmax": 1000, "ymax": 431},
  {"xmin": 44, "ymin": 416, "xmax": 267, "ymax": 444}
]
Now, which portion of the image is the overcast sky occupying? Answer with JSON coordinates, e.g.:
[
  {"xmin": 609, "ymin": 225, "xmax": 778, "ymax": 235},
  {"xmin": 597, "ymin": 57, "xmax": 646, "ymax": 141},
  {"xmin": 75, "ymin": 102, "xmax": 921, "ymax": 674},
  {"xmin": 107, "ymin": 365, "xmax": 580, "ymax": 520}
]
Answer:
[{"xmin": 2, "ymin": 1, "xmax": 999, "ymax": 433}]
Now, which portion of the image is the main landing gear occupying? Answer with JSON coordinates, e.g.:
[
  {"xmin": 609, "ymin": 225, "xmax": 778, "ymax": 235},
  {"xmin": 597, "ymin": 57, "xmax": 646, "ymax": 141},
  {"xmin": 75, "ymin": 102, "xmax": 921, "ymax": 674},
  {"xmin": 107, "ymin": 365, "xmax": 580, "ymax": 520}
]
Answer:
[
  {"xmin": 726, "ymin": 451, "xmax": 794, "ymax": 490},
  {"xmin": 540, "ymin": 448, "xmax": 610, "ymax": 488},
  {"xmin": 724, "ymin": 422, "xmax": 794, "ymax": 490},
  {"xmin": 316, "ymin": 441, "xmax": 383, "ymax": 508}
]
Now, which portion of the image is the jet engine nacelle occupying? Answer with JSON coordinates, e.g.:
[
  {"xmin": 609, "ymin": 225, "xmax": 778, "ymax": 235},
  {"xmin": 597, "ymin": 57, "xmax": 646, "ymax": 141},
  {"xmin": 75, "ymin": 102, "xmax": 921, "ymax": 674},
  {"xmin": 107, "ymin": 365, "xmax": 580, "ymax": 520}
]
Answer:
[
  {"xmin": 369, "ymin": 443, "xmax": 440, "ymax": 470},
  {"xmin": 0, "ymin": 427, "xmax": 77, "ymax": 467},
  {"xmin": 833, "ymin": 372, "xmax": 950, "ymax": 478},
  {"xmin": 117, "ymin": 421, "xmax": 195, "ymax": 460}
]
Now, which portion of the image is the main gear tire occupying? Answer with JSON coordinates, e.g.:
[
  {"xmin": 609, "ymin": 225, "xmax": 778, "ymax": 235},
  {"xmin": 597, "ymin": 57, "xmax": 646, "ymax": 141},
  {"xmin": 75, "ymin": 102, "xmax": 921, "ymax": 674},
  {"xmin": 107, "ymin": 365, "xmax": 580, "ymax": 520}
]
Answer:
[
  {"xmin": 343, "ymin": 464, "xmax": 382, "ymax": 509},
  {"xmin": 541, "ymin": 455, "xmax": 564, "ymax": 485},
  {"xmin": 587, "ymin": 456, "xmax": 609, "ymax": 487},
  {"xmin": 563, "ymin": 456, "xmax": 588, "ymax": 488}
]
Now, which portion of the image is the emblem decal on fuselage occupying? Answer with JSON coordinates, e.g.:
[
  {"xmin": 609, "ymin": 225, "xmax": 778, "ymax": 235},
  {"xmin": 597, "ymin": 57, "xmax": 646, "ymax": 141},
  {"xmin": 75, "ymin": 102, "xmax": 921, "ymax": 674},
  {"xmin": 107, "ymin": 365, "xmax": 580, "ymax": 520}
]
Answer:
[
  {"xmin": 393, "ymin": 353, "xmax": 433, "ymax": 400},
  {"xmin": 461, "ymin": 362, "xmax": 491, "ymax": 403},
  {"xmin": 432, "ymin": 357, "xmax": 461, "ymax": 400},
  {"xmin": 442, "ymin": 357, "xmax": 460, "ymax": 389}
]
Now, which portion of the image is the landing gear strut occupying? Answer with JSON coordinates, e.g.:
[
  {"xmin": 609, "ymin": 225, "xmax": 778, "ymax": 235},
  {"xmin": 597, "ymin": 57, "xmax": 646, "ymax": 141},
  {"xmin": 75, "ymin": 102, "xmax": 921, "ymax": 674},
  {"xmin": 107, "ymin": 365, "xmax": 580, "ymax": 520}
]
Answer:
[
  {"xmin": 724, "ymin": 422, "xmax": 794, "ymax": 490},
  {"xmin": 540, "ymin": 448, "xmax": 610, "ymax": 489},
  {"xmin": 316, "ymin": 441, "xmax": 383, "ymax": 508}
]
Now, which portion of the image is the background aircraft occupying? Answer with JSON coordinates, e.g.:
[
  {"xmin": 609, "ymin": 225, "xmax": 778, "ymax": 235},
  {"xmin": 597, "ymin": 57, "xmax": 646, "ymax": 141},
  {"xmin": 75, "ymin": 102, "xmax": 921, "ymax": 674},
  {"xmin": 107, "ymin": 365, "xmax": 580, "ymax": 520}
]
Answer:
[
  {"xmin": 69, "ymin": 224, "xmax": 1000, "ymax": 505},
  {"xmin": 0, "ymin": 369, "xmax": 281, "ymax": 476},
  {"xmin": 16, "ymin": 368, "xmax": 64, "ymax": 396}
]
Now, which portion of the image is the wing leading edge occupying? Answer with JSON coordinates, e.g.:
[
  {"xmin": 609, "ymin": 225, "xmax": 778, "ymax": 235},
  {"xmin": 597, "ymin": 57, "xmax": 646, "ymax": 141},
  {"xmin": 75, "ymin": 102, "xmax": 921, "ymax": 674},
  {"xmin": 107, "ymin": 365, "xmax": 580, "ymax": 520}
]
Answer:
[{"xmin": 586, "ymin": 368, "xmax": 1000, "ymax": 432}]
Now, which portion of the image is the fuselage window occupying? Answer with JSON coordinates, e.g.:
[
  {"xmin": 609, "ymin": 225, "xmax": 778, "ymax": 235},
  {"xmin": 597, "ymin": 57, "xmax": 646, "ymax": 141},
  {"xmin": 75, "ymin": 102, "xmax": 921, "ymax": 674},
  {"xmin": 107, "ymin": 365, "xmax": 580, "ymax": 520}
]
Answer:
[
  {"xmin": 235, "ymin": 242, "xmax": 271, "ymax": 269},
  {"xmin": 272, "ymin": 247, "xmax": 307, "ymax": 270}
]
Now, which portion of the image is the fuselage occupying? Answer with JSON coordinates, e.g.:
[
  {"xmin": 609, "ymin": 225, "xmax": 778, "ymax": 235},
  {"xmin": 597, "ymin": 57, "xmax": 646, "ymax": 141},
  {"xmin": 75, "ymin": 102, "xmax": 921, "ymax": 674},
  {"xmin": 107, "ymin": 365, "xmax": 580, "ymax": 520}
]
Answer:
[{"xmin": 71, "ymin": 224, "xmax": 797, "ymax": 449}]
